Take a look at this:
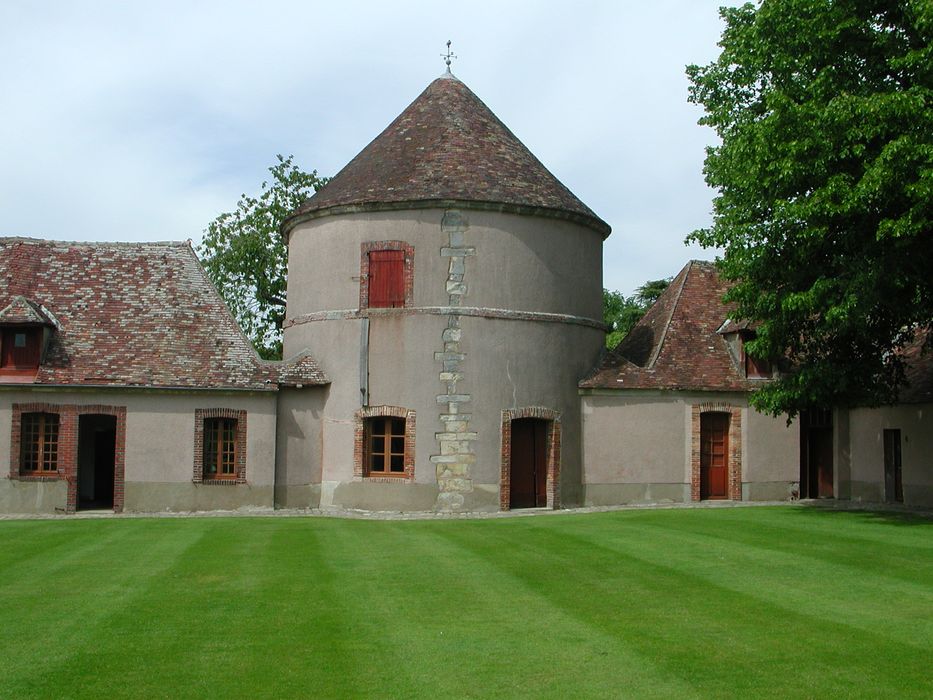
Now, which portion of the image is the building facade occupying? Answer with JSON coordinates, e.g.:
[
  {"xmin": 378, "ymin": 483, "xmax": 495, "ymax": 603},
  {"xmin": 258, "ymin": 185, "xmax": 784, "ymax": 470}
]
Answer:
[{"xmin": 1, "ymin": 73, "xmax": 930, "ymax": 514}]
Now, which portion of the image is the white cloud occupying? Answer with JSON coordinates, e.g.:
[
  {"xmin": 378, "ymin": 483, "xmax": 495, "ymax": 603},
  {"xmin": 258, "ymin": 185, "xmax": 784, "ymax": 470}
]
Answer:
[{"xmin": 0, "ymin": 0, "xmax": 737, "ymax": 295}]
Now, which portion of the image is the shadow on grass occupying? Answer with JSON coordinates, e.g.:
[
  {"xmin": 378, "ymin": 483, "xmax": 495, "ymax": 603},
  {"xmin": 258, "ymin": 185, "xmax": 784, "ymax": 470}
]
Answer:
[{"xmin": 794, "ymin": 500, "xmax": 933, "ymax": 527}]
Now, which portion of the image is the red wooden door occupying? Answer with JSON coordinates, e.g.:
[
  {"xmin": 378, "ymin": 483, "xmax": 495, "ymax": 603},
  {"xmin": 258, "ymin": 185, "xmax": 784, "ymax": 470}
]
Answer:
[
  {"xmin": 700, "ymin": 413, "xmax": 729, "ymax": 499},
  {"xmin": 510, "ymin": 419, "xmax": 547, "ymax": 508},
  {"xmin": 368, "ymin": 250, "xmax": 405, "ymax": 307}
]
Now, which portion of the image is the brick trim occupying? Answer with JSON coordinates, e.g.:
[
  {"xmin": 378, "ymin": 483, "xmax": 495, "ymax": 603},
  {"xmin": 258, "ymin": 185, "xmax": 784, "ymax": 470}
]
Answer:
[
  {"xmin": 193, "ymin": 408, "xmax": 247, "ymax": 484},
  {"xmin": 690, "ymin": 403, "xmax": 742, "ymax": 501},
  {"xmin": 353, "ymin": 405, "xmax": 416, "ymax": 480},
  {"xmin": 359, "ymin": 241, "xmax": 414, "ymax": 309},
  {"xmin": 499, "ymin": 407, "xmax": 562, "ymax": 511},
  {"xmin": 10, "ymin": 403, "xmax": 127, "ymax": 513}
]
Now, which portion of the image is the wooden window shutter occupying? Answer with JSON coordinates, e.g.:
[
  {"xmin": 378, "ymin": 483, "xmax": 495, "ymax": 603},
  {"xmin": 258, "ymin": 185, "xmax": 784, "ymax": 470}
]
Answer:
[{"xmin": 369, "ymin": 250, "xmax": 405, "ymax": 308}]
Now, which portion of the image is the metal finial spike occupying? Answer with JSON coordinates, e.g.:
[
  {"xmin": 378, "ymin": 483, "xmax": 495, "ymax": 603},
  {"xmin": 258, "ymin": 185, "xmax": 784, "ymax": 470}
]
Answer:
[{"xmin": 441, "ymin": 40, "xmax": 457, "ymax": 73}]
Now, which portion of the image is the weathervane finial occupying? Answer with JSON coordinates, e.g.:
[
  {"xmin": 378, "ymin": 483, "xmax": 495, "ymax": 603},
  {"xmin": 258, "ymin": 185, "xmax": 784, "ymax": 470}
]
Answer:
[{"xmin": 442, "ymin": 40, "xmax": 457, "ymax": 73}]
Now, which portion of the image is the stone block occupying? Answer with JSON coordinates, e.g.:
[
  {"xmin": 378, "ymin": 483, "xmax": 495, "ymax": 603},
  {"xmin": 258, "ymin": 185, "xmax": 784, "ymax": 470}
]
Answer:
[
  {"xmin": 439, "ymin": 413, "xmax": 471, "ymax": 422},
  {"xmin": 448, "ymin": 258, "xmax": 465, "ymax": 276},
  {"xmin": 446, "ymin": 281, "xmax": 467, "ymax": 295},
  {"xmin": 436, "ymin": 395, "xmax": 470, "ymax": 404},
  {"xmin": 434, "ymin": 352, "xmax": 465, "ymax": 362},
  {"xmin": 438, "ymin": 477, "xmax": 473, "ymax": 493},
  {"xmin": 439, "ymin": 371, "xmax": 463, "ymax": 382},
  {"xmin": 441, "ymin": 440, "xmax": 473, "ymax": 455},
  {"xmin": 441, "ymin": 247, "xmax": 476, "ymax": 257},
  {"xmin": 435, "ymin": 491, "xmax": 465, "ymax": 511},
  {"xmin": 435, "ymin": 431, "xmax": 478, "ymax": 441}
]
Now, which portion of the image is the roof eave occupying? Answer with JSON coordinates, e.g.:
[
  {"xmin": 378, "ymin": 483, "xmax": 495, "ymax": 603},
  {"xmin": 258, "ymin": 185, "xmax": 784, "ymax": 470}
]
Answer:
[{"xmin": 281, "ymin": 198, "xmax": 612, "ymax": 240}]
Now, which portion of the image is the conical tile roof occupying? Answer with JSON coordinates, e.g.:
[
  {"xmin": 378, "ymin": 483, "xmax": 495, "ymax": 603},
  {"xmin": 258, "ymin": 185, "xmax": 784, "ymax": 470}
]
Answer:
[{"xmin": 283, "ymin": 73, "xmax": 610, "ymax": 237}]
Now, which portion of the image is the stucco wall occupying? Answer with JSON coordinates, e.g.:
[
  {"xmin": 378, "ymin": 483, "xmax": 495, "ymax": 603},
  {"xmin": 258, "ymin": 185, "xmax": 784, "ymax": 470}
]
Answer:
[
  {"xmin": 0, "ymin": 388, "xmax": 278, "ymax": 513},
  {"xmin": 286, "ymin": 209, "xmax": 603, "ymax": 319},
  {"xmin": 847, "ymin": 404, "xmax": 933, "ymax": 507},
  {"xmin": 743, "ymin": 407, "xmax": 799, "ymax": 500},
  {"xmin": 581, "ymin": 391, "xmax": 799, "ymax": 505},
  {"xmin": 284, "ymin": 206, "xmax": 604, "ymax": 511},
  {"xmin": 274, "ymin": 386, "xmax": 328, "ymax": 508}
]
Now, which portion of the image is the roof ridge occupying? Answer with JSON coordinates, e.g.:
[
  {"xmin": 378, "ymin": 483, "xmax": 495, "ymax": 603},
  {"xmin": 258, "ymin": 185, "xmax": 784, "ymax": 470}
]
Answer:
[
  {"xmin": 646, "ymin": 260, "xmax": 693, "ymax": 369},
  {"xmin": 0, "ymin": 236, "xmax": 188, "ymax": 248}
]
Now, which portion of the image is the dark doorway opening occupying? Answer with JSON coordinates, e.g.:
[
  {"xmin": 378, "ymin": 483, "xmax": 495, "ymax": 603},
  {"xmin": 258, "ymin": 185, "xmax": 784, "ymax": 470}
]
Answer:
[
  {"xmin": 78, "ymin": 414, "xmax": 117, "ymax": 510},
  {"xmin": 700, "ymin": 412, "xmax": 730, "ymax": 500},
  {"xmin": 800, "ymin": 409, "xmax": 834, "ymax": 499},
  {"xmin": 509, "ymin": 418, "xmax": 548, "ymax": 509},
  {"xmin": 883, "ymin": 429, "xmax": 903, "ymax": 503}
]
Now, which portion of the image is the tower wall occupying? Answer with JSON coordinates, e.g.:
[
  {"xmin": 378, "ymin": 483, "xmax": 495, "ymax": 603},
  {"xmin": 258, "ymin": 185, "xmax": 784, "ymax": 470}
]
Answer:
[{"xmin": 283, "ymin": 207, "xmax": 604, "ymax": 511}]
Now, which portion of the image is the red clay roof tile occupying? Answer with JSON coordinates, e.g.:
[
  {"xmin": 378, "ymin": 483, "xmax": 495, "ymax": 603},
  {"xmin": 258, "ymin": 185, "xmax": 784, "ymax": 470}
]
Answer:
[
  {"xmin": 283, "ymin": 73, "xmax": 610, "ymax": 237},
  {"xmin": 581, "ymin": 261, "xmax": 754, "ymax": 392},
  {"xmin": 0, "ymin": 237, "xmax": 327, "ymax": 390}
]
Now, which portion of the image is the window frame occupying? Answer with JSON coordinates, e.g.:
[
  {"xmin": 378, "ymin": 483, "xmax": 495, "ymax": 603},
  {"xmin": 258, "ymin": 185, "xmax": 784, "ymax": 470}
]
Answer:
[
  {"xmin": 353, "ymin": 406, "xmax": 416, "ymax": 481},
  {"xmin": 202, "ymin": 417, "xmax": 238, "ymax": 480},
  {"xmin": 19, "ymin": 411, "xmax": 60, "ymax": 475},
  {"xmin": 364, "ymin": 416, "xmax": 407, "ymax": 476},
  {"xmin": 193, "ymin": 409, "xmax": 247, "ymax": 484}
]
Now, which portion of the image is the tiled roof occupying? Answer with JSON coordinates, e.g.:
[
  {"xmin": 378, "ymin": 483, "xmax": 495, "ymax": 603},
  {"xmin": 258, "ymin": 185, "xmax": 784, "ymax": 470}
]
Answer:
[
  {"xmin": 0, "ymin": 296, "xmax": 56, "ymax": 326},
  {"xmin": 283, "ymin": 72, "xmax": 610, "ymax": 237},
  {"xmin": 0, "ymin": 237, "xmax": 328, "ymax": 390},
  {"xmin": 581, "ymin": 261, "xmax": 755, "ymax": 392},
  {"xmin": 276, "ymin": 351, "xmax": 329, "ymax": 387}
]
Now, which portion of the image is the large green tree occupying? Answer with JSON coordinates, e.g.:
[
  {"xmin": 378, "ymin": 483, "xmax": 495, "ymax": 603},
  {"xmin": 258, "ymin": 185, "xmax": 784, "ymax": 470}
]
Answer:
[
  {"xmin": 603, "ymin": 279, "xmax": 670, "ymax": 349},
  {"xmin": 198, "ymin": 155, "xmax": 326, "ymax": 359},
  {"xmin": 687, "ymin": 0, "xmax": 932, "ymax": 416}
]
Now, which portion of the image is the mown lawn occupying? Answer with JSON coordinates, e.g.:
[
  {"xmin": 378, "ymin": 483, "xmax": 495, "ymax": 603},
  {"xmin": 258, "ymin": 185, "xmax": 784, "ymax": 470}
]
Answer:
[{"xmin": 0, "ymin": 506, "xmax": 930, "ymax": 699}]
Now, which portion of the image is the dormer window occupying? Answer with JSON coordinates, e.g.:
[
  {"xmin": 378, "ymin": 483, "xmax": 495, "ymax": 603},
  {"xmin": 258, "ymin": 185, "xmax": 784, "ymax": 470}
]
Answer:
[
  {"xmin": 1, "ymin": 327, "xmax": 41, "ymax": 372},
  {"xmin": 741, "ymin": 332, "xmax": 772, "ymax": 379}
]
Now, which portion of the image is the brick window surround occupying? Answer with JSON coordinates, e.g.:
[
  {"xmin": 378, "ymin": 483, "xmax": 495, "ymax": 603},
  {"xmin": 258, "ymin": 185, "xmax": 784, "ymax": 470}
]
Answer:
[
  {"xmin": 690, "ymin": 403, "xmax": 742, "ymax": 501},
  {"xmin": 359, "ymin": 241, "xmax": 414, "ymax": 309},
  {"xmin": 9, "ymin": 403, "xmax": 127, "ymax": 513},
  {"xmin": 193, "ymin": 409, "xmax": 247, "ymax": 484},
  {"xmin": 353, "ymin": 405, "xmax": 416, "ymax": 481},
  {"xmin": 499, "ymin": 407, "xmax": 562, "ymax": 511}
]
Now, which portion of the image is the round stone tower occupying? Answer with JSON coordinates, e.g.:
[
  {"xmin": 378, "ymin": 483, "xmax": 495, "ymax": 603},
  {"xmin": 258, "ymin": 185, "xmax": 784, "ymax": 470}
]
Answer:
[{"xmin": 281, "ymin": 72, "xmax": 610, "ymax": 512}]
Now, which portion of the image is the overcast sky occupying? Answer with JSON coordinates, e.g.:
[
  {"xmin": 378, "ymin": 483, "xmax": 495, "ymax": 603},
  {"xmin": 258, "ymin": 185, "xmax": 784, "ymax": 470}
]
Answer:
[{"xmin": 0, "ymin": 0, "xmax": 740, "ymax": 296}]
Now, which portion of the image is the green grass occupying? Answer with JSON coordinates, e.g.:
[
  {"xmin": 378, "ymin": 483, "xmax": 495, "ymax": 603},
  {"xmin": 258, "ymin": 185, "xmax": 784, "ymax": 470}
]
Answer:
[{"xmin": 1, "ymin": 507, "xmax": 931, "ymax": 699}]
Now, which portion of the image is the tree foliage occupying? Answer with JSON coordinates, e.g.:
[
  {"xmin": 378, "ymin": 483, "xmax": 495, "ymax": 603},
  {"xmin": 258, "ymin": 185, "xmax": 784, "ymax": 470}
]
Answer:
[
  {"xmin": 687, "ymin": 0, "xmax": 932, "ymax": 416},
  {"xmin": 198, "ymin": 155, "xmax": 326, "ymax": 360},
  {"xmin": 603, "ymin": 279, "xmax": 671, "ymax": 349}
]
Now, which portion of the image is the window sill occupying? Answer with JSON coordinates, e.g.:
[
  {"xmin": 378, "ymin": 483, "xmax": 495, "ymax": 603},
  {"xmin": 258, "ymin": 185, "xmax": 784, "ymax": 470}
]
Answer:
[
  {"xmin": 12, "ymin": 473, "xmax": 63, "ymax": 482},
  {"xmin": 362, "ymin": 475, "xmax": 414, "ymax": 483},
  {"xmin": 194, "ymin": 478, "xmax": 246, "ymax": 486}
]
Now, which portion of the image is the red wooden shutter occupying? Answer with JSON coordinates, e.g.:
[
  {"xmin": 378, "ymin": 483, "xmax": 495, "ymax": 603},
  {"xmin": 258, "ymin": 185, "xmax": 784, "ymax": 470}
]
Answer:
[{"xmin": 368, "ymin": 250, "xmax": 405, "ymax": 308}]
